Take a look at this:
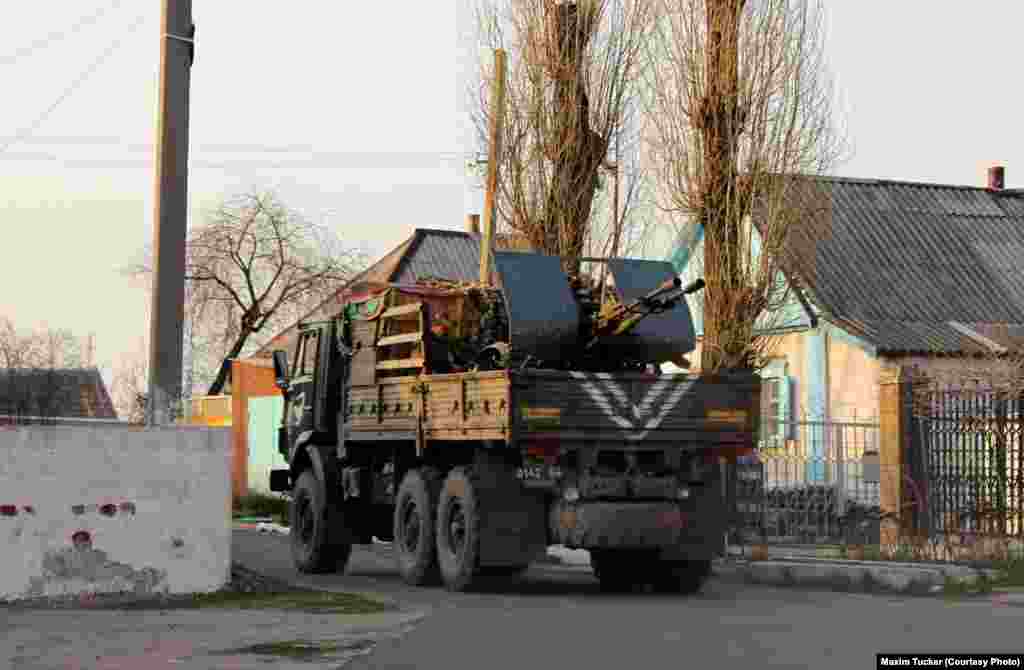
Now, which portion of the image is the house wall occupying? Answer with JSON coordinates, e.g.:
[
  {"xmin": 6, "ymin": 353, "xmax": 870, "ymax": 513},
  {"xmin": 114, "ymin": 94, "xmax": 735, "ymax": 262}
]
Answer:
[
  {"xmin": 828, "ymin": 334, "xmax": 883, "ymax": 422},
  {"xmin": 230, "ymin": 359, "xmax": 280, "ymax": 499},
  {"xmin": 0, "ymin": 424, "xmax": 231, "ymax": 602}
]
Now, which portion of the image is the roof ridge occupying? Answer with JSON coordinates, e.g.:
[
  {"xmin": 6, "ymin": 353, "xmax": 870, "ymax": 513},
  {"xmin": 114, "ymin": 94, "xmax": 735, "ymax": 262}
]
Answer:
[
  {"xmin": 946, "ymin": 321, "xmax": 1009, "ymax": 354},
  {"xmin": 812, "ymin": 173, "xmax": 1021, "ymax": 193}
]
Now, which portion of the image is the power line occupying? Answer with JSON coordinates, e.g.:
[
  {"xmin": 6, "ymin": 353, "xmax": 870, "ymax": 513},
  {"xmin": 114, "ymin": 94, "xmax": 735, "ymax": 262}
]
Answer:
[
  {"xmin": 0, "ymin": 137, "xmax": 472, "ymax": 156},
  {"xmin": 0, "ymin": 0, "xmax": 125, "ymax": 67},
  {"xmin": 0, "ymin": 12, "xmax": 148, "ymax": 156},
  {"xmin": 0, "ymin": 157, "xmax": 475, "ymax": 171}
]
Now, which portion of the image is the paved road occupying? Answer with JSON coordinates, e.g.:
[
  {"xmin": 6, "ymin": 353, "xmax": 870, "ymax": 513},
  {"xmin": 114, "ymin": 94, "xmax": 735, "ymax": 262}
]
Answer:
[{"xmin": 233, "ymin": 530, "xmax": 1024, "ymax": 670}]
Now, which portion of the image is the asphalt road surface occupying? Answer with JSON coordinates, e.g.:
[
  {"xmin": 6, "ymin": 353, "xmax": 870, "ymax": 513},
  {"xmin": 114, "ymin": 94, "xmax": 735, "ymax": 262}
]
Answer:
[{"xmin": 233, "ymin": 530, "xmax": 1024, "ymax": 670}]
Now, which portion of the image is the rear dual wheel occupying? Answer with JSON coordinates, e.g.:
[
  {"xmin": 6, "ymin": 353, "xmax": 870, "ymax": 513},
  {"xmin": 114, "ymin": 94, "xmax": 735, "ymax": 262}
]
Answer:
[
  {"xmin": 395, "ymin": 466, "xmax": 527, "ymax": 591},
  {"xmin": 393, "ymin": 467, "xmax": 443, "ymax": 586}
]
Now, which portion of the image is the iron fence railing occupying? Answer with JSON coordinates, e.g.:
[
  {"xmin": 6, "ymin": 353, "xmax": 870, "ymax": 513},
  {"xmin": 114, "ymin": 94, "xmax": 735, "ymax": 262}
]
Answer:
[
  {"xmin": 915, "ymin": 389, "xmax": 1024, "ymax": 540},
  {"xmin": 729, "ymin": 418, "xmax": 882, "ymax": 546}
]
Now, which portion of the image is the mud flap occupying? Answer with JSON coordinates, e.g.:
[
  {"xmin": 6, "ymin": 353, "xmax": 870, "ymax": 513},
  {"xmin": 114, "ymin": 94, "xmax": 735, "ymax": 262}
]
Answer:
[
  {"xmin": 477, "ymin": 488, "xmax": 548, "ymax": 568},
  {"xmin": 469, "ymin": 455, "xmax": 548, "ymax": 568}
]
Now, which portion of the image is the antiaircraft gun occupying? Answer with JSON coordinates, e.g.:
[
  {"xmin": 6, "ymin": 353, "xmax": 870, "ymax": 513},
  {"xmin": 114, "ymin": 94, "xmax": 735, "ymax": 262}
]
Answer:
[{"xmin": 267, "ymin": 248, "xmax": 760, "ymax": 595}]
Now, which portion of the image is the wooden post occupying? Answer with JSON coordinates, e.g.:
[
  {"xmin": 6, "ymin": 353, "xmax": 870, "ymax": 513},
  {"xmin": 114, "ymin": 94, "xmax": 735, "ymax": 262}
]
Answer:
[{"xmin": 480, "ymin": 49, "xmax": 507, "ymax": 286}]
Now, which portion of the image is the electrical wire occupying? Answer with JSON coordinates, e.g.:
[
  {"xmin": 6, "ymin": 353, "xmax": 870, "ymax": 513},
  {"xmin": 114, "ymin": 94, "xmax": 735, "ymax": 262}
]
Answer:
[
  {"xmin": 0, "ymin": 12, "xmax": 148, "ymax": 156},
  {"xmin": 0, "ymin": 0, "xmax": 125, "ymax": 67},
  {"xmin": 0, "ymin": 137, "xmax": 471, "ymax": 156}
]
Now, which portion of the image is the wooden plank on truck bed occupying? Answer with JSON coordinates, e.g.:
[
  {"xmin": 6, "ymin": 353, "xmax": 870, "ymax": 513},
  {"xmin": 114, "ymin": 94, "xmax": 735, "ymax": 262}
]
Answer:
[
  {"xmin": 377, "ymin": 332, "xmax": 423, "ymax": 347},
  {"xmin": 381, "ymin": 303, "xmax": 422, "ymax": 319},
  {"xmin": 376, "ymin": 357, "xmax": 425, "ymax": 370}
]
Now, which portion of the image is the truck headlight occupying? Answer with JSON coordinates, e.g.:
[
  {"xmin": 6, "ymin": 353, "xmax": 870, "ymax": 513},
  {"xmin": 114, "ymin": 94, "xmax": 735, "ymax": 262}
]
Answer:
[
  {"xmin": 677, "ymin": 486, "xmax": 690, "ymax": 500},
  {"xmin": 563, "ymin": 486, "xmax": 580, "ymax": 502}
]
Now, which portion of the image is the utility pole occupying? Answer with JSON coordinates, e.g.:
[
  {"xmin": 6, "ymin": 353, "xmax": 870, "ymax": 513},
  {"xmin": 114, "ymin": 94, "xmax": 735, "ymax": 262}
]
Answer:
[
  {"xmin": 147, "ymin": 0, "xmax": 194, "ymax": 425},
  {"xmin": 479, "ymin": 48, "xmax": 506, "ymax": 285}
]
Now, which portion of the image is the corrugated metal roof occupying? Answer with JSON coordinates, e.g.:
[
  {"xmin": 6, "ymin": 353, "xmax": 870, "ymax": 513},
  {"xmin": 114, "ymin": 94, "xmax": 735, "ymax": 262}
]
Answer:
[
  {"xmin": 389, "ymin": 229, "xmax": 483, "ymax": 284},
  {"xmin": 0, "ymin": 368, "xmax": 118, "ymax": 419},
  {"xmin": 830, "ymin": 318, "xmax": 987, "ymax": 355},
  {"xmin": 773, "ymin": 177, "xmax": 1024, "ymax": 353}
]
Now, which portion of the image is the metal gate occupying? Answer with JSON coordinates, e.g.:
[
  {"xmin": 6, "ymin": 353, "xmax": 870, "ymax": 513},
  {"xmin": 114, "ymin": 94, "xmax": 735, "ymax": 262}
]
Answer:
[
  {"xmin": 916, "ymin": 389, "xmax": 1024, "ymax": 539},
  {"xmin": 247, "ymin": 396, "xmax": 286, "ymax": 496},
  {"xmin": 730, "ymin": 418, "xmax": 882, "ymax": 547}
]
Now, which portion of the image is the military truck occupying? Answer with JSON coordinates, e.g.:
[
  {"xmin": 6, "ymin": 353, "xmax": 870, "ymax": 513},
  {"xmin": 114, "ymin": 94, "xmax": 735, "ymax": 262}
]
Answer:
[{"xmin": 268, "ymin": 251, "xmax": 759, "ymax": 593}]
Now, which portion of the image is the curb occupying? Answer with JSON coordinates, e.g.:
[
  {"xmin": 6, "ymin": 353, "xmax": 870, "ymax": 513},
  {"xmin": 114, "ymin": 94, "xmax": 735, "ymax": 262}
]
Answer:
[
  {"xmin": 235, "ymin": 529, "xmax": 1002, "ymax": 597},
  {"xmin": 713, "ymin": 559, "xmax": 999, "ymax": 596}
]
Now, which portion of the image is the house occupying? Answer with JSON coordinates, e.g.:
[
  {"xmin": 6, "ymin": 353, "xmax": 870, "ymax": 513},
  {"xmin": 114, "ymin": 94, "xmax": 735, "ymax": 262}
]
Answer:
[
  {"xmin": 0, "ymin": 367, "xmax": 118, "ymax": 422},
  {"xmin": 669, "ymin": 166, "xmax": 1024, "ymax": 457}
]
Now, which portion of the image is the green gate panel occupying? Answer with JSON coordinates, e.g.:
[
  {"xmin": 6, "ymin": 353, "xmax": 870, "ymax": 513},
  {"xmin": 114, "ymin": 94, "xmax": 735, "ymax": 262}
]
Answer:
[{"xmin": 247, "ymin": 395, "xmax": 286, "ymax": 495}]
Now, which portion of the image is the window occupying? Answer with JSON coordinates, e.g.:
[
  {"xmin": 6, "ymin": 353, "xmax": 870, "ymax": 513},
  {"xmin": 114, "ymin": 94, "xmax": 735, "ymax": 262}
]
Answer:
[
  {"xmin": 294, "ymin": 332, "xmax": 319, "ymax": 378},
  {"xmin": 762, "ymin": 377, "xmax": 781, "ymax": 440},
  {"xmin": 759, "ymin": 359, "xmax": 792, "ymax": 446}
]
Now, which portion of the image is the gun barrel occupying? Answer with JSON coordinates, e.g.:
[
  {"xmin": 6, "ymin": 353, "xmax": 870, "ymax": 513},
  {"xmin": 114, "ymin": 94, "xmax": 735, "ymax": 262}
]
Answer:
[{"xmin": 682, "ymin": 278, "xmax": 705, "ymax": 294}]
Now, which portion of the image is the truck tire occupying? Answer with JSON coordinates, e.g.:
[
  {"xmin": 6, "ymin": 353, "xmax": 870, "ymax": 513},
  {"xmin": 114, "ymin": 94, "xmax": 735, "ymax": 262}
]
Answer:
[
  {"xmin": 394, "ymin": 467, "xmax": 442, "ymax": 586},
  {"xmin": 435, "ymin": 466, "xmax": 484, "ymax": 592},
  {"xmin": 651, "ymin": 559, "xmax": 712, "ymax": 595},
  {"xmin": 290, "ymin": 469, "xmax": 352, "ymax": 574}
]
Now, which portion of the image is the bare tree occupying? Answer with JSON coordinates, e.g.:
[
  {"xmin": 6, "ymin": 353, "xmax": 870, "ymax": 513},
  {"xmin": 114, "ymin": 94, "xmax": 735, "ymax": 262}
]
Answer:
[
  {"xmin": 0, "ymin": 318, "xmax": 84, "ymax": 370},
  {"xmin": 111, "ymin": 343, "xmax": 149, "ymax": 424},
  {"xmin": 469, "ymin": 0, "xmax": 655, "ymax": 274},
  {"xmin": 129, "ymin": 190, "xmax": 367, "ymax": 397},
  {"xmin": 644, "ymin": 0, "xmax": 848, "ymax": 372},
  {"xmin": 0, "ymin": 317, "xmax": 43, "ymax": 369}
]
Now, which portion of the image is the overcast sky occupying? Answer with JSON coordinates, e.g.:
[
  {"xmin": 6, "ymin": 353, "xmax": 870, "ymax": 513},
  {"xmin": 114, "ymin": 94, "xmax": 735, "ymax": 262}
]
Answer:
[{"xmin": 1, "ymin": 1, "xmax": 1021, "ymax": 391}]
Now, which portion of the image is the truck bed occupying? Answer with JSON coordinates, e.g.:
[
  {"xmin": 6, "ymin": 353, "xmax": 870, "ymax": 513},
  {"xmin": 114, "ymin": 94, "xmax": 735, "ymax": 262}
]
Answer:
[{"xmin": 345, "ymin": 369, "xmax": 759, "ymax": 450}]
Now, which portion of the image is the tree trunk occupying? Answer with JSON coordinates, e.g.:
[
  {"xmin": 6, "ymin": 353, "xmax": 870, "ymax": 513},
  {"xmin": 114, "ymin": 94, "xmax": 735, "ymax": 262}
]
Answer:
[
  {"xmin": 206, "ymin": 328, "xmax": 252, "ymax": 396},
  {"xmin": 535, "ymin": 1, "xmax": 607, "ymax": 274},
  {"xmin": 700, "ymin": 0, "xmax": 750, "ymax": 373}
]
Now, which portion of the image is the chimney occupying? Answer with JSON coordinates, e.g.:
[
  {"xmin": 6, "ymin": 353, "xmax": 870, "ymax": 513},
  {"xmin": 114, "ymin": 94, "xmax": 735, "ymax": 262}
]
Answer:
[
  {"xmin": 466, "ymin": 213, "xmax": 480, "ymax": 235},
  {"xmin": 988, "ymin": 165, "xmax": 1005, "ymax": 190}
]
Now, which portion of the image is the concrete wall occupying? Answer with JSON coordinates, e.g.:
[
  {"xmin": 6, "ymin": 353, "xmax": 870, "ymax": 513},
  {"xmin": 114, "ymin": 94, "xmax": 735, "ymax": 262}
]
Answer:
[{"xmin": 0, "ymin": 423, "xmax": 231, "ymax": 602}]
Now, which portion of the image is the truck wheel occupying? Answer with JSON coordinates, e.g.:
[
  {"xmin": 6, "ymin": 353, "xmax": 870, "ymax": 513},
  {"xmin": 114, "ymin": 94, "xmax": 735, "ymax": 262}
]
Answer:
[
  {"xmin": 394, "ymin": 467, "xmax": 442, "ymax": 586},
  {"xmin": 436, "ymin": 467, "xmax": 485, "ymax": 592},
  {"xmin": 290, "ymin": 469, "xmax": 352, "ymax": 574},
  {"xmin": 590, "ymin": 549, "xmax": 638, "ymax": 593},
  {"xmin": 652, "ymin": 559, "xmax": 712, "ymax": 595}
]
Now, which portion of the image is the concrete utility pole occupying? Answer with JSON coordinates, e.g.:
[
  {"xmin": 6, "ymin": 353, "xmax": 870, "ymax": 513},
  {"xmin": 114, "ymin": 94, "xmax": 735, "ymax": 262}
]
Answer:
[
  {"xmin": 479, "ymin": 48, "xmax": 506, "ymax": 286},
  {"xmin": 147, "ymin": 0, "xmax": 194, "ymax": 425}
]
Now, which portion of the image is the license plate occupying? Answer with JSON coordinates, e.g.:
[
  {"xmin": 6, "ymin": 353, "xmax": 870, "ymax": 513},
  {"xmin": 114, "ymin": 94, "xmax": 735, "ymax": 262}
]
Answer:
[{"xmin": 516, "ymin": 466, "xmax": 546, "ymax": 480}]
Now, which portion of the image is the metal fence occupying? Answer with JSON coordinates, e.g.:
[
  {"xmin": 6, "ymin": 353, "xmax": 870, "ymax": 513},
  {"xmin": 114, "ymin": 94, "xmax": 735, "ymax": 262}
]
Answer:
[
  {"xmin": 914, "ymin": 389, "xmax": 1024, "ymax": 540},
  {"xmin": 730, "ymin": 418, "xmax": 882, "ymax": 547}
]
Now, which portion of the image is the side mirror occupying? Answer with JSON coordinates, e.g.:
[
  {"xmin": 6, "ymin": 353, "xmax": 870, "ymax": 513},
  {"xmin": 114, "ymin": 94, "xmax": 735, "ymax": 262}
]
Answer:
[{"xmin": 272, "ymin": 350, "xmax": 290, "ymax": 391}]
